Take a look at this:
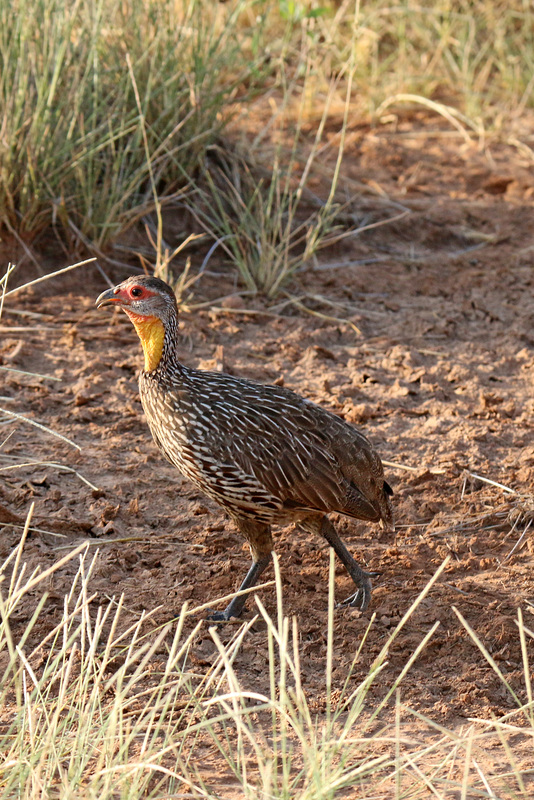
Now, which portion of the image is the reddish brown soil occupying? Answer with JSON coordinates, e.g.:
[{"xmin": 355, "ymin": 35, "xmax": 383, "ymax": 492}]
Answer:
[{"xmin": 2, "ymin": 117, "xmax": 534, "ymax": 792}]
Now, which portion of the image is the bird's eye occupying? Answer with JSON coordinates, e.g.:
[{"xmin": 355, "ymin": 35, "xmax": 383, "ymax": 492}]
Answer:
[{"xmin": 130, "ymin": 287, "xmax": 143, "ymax": 298}]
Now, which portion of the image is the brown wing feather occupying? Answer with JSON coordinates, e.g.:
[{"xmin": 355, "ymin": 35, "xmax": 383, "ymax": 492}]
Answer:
[
  {"xmin": 141, "ymin": 368, "xmax": 392, "ymax": 527},
  {"xmin": 209, "ymin": 380, "xmax": 391, "ymax": 524}
]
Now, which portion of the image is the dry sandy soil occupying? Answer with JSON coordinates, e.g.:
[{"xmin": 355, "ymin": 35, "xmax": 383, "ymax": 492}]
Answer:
[{"xmin": 1, "ymin": 116, "xmax": 534, "ymax": 794}]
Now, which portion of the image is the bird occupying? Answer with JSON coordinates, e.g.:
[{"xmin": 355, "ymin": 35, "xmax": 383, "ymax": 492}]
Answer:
[{"xmin": 96, "ymin": 275, "xmax": 393, "ymax": 620}]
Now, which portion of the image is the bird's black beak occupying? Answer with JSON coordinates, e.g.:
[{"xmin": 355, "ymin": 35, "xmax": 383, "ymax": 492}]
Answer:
[{"xmin": 96, "ymin": 287, "xmax": 121, "ymax": 308}]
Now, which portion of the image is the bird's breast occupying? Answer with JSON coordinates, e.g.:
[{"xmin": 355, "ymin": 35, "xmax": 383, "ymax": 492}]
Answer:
[{"xmin": 137, "ymin": 372, "xmax": 287, "ymax": 521}]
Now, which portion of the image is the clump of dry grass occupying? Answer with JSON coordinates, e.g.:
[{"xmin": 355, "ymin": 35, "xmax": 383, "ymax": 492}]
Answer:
[
  {"xmin": 185, "ymin": 67, "xmax": 354, "ymax": 297},
  {"xmin": 0, "ymin": 0, "xmax": 268, "ymax": 248},
  {"xmin": 2, "ymin": 0, "xmax": 532, "ymax": 290},
  {"xmin": 0, "ymin": 520, "xmax": 531, "ymax": 799},
  {"xmin": 298, "ymin": 0, "xmax": 534, "ymax": 124}
]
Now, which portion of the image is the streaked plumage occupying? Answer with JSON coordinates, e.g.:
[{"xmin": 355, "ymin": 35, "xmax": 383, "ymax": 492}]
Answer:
[{"xmin": 96, "ymin": 275, "xmax": 394, "ymax": 620}]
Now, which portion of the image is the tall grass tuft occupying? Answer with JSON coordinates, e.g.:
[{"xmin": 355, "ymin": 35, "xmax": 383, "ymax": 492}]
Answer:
[
  {"xmin": 0, "ymin": 0, "xmax": 268, "ymax": 247},
  {"xmin": 186, "ymin": 23, "xmax": 356, "ymax": 298},
  {"xmin": 295, "ymin": 0, "xmax": 534, "ymax": 123},
  {"xmin": 1, "ymin": 0, "xmax": 532, "ymax": 285},
  {"xmin": 0, "ymin": 519, "xmax": 209, "ymax": 798}
]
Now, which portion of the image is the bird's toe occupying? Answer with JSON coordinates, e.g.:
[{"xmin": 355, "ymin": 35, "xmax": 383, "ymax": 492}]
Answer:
[
  {"xmin": 206, "ymin": 610, "xmax": 227, "ymax": 623},
  {"xmin": 338, "ymin": 589, "xmax": 367, "ymax": 611}
]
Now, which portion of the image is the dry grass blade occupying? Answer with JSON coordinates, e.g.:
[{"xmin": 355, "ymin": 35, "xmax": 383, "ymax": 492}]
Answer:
[
  {"xmin": 382, "ymin": 460, "xmax": 423, "ymax": 472},
  {"xmin": 0, "ymin": 458, "xmax": 98, "ymax": 490},
  {"xmin": 279, "ymin": 294, "xmax": 362, "ymax": 334},
  {"xmin": 453, "ymin": 606, "xmax": 522, "ymax": 708},
  {"xmin": 0, "ymin": 365, "xmax": 61, "ymax": 382},
  {"xmin": 463, "ymin": 471, "xmax": 517, "ymax": 496},
  {"xmin": 186, "ymin": 580, "xmax": 275, "ymax": 618},
  {"xmin": 376, "ymin": 93, "xmax": 479, "ymax": 142},
  {"xmin": 0, "ymin": 409, "xmax": 81, "ymax": 451},
  {"xmin": 2, "ymin": 259, "xmax": 96, "ymax": 298}
]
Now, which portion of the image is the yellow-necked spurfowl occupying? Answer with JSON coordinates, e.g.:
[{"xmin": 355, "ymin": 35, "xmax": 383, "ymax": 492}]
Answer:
[{"xmin": 96, "ymin": 275, "xmax": 393, "ymax": 620}]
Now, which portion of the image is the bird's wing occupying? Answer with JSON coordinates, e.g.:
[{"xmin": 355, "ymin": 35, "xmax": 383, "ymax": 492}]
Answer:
[{"xmin": 202, "ymin": 380, "xmax": 384, "ymax": 520}]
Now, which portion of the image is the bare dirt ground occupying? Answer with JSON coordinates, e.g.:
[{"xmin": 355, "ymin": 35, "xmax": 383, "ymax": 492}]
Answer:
[{"xmin": 2, "ymin": 115, "xmax": 534, "ymax": 793}]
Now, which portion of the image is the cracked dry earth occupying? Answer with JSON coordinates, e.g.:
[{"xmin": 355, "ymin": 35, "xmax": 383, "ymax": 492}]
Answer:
[{"xmin": 1, "ymin": 118, "xmax": 534, "ymax": 794}]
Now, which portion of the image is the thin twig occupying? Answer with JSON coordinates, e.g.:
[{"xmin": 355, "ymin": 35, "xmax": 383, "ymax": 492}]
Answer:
[
  {"xmin": 2, "ymin": 308, "xmax": 50, "ymax": 319},
  {"xmin": 4, "ymin": 523, "xmax": 67, "ymax": 539},
  {"xmin": 0, "ymin": 262, "xmax": 17, "ymax": 318},
  {"xmin": 207, "ymin": 306, "xmax": 281, "ymax": 319},
  {"xmin": 187, "ymin": 580, "xmax": 276, "ymax": 617},
  {"xmin": 0, "ymin": 326, "xmax": 58, "ymax": 332},
  {"xmin": 0, "ymin": 366, "xmax": 62, "ymax": 382},
  {"xmin": 0, "ymin": 410, "xmax": 81, "ymax": 451},
  {"xmin": 2, "ymin": 258, "xmax": 97, "ymax": 298},
  {"xmin": 467, "ymin": 472, "xmax": 516, "ymax": 495},
  {"xmin": 376, "ymin": 93, "xmax": 479, "ymax": 143},
  {"xmin": 54, "ymin": 536, "xmax": 200, "ymax": 550},
  {"xmin": 278, "ymin": 296, "xmax": 361, "ymax": 334},
  {"xmin": 501, "ymin": 520, "xmax": 532, "ymax": 564},
  {"xmin": 3, "ymin": 220, "xmax": 43, "ymax": 273},
  {"xmin": 382, "ymin": 460, "xmax": 418, "ymax": 472},
  {"xmin": 0, "ymin": 429, "xmax": 16, "ymax": 450},
  {"xmin": 0, "ymin": 460, "xmax": 96, "ymax": 489}
]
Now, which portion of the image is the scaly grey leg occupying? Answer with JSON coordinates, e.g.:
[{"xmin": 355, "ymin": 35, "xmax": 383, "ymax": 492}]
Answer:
[
  {"xmin": 206, "ymin": 554, "xmax": 272, "ymax": 621},
  {"xmin": 306, "ymin": 515, "xmax": 378, "ymax": 611}
]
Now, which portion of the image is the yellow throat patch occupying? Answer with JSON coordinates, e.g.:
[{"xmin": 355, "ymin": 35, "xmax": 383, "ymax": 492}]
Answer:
[{"xmin": 125, "ymin": 311, "xmax": 165, "ymax": 372}]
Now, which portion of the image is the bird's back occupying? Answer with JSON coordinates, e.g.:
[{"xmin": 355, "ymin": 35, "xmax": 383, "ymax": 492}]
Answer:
[{"xmin": 139, "ymin": 365, "xmax": 393, "ymax": 529}]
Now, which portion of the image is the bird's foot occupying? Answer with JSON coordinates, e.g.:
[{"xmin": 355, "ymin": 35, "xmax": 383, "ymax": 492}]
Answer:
[
  {"xmin": 337, "ymin": 570, "xmax": 380, "ymax": 612},
  {"xmin": 205, "ymin": 608, "xmax": 234, "ymax": 623}
]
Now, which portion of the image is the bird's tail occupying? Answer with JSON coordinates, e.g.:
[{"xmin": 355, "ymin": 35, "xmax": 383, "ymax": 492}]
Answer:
[{"xmin": 379, "ymin": 480, "xmax": 395, "ymax": 533}]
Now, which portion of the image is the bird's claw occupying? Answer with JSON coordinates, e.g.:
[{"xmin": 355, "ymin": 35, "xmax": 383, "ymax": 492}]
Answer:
[{"xmin": 337, "ymin": 570, "xmax": 381, "ymax": 612}]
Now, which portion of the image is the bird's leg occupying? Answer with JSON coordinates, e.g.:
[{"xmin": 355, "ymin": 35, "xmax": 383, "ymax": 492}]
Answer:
[
  {"xmin": 206, "ymin": 519, "xmax": 273, "ymax": 622},
  {"xmin": 313, "ymin": 516, "xmax": 379, "ymax": 612},
  {"xmin": 207, "ymin": 554, "xmax": 272, "ymax": 622}
]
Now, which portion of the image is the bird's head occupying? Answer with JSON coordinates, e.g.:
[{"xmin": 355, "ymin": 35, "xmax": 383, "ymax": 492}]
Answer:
[{"xmin": 96, "ymin": 275, "xmax": 178, "ymax": 371}]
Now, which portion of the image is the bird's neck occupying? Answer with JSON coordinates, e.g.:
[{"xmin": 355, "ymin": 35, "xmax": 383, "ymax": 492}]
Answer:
[{"xmin": 125, "ymin": 310, "xmax": 174, "ymax": 373}]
